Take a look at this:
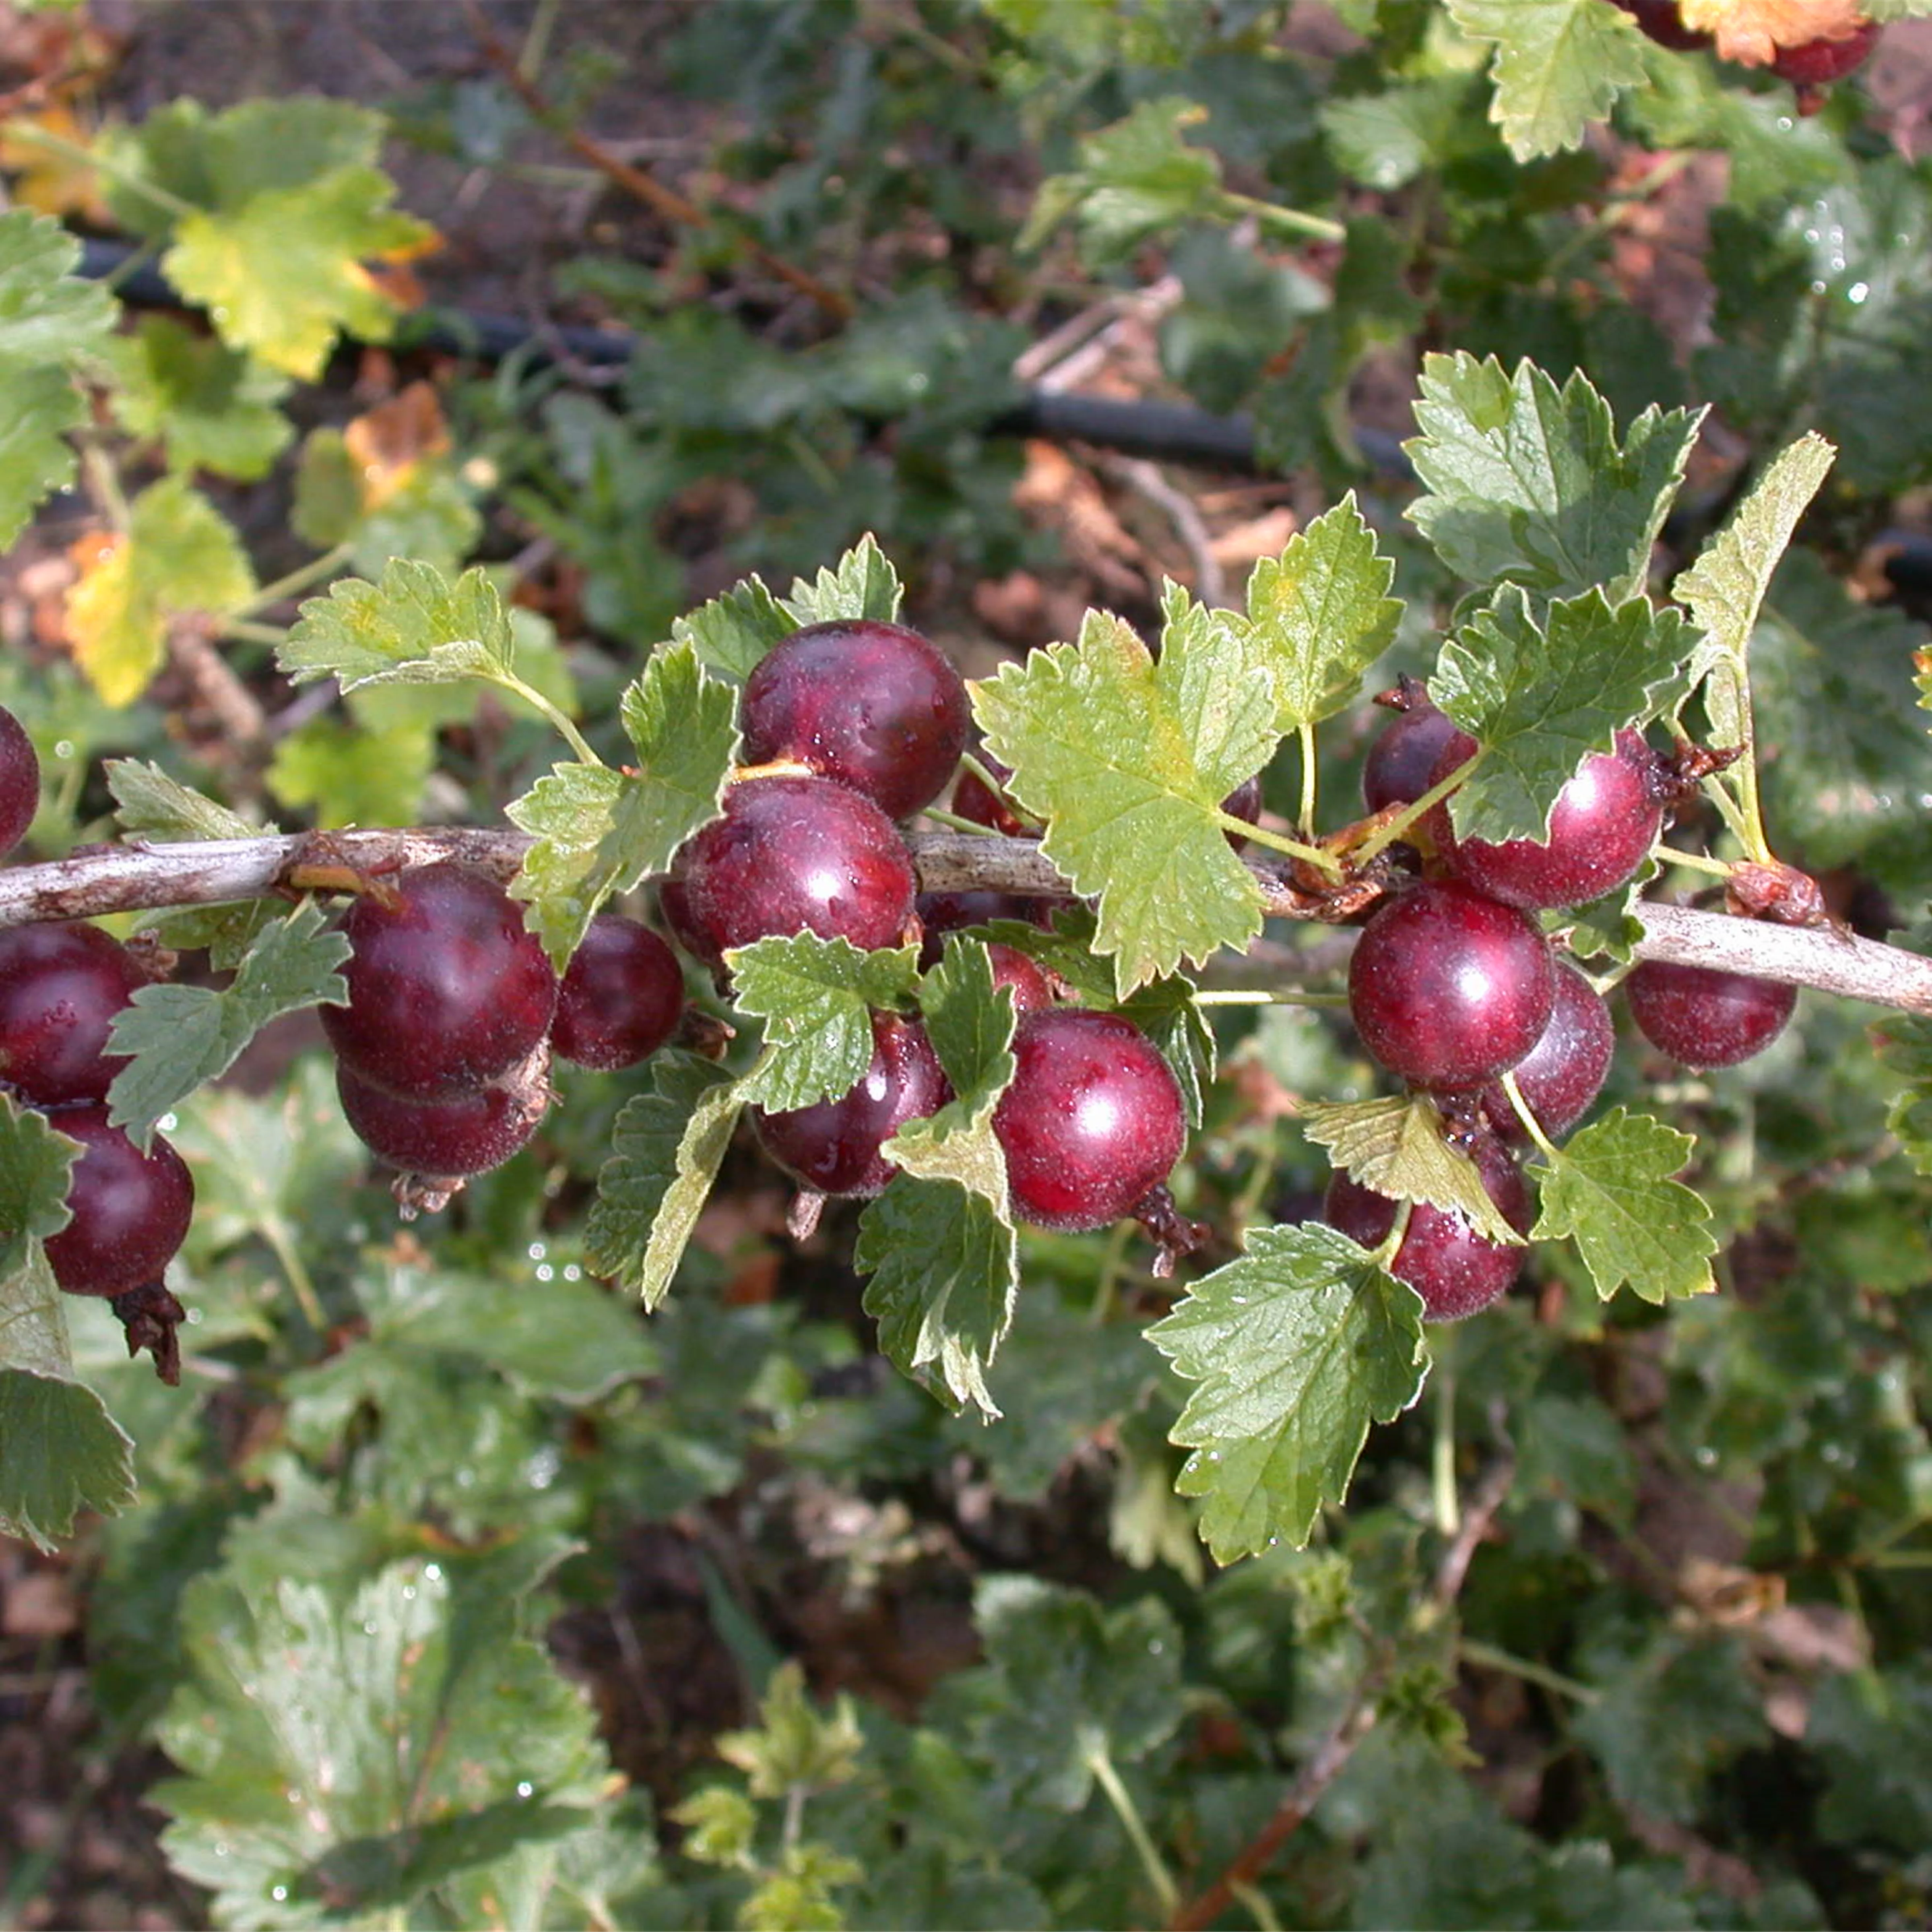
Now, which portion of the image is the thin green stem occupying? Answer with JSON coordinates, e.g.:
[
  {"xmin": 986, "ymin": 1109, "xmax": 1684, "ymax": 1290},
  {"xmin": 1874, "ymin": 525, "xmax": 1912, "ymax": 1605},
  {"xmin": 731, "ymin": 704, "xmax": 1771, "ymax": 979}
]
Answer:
[
  {"xmin": 1700, "ymin": 772, "xmax": 1754, "ymax": 848},
  {"xmin": 1217, "ymin": 811, "xmax": 1341, "ymax": 878},
  {"xmin": 217, "ymin": 617, "xmax": 292, "ymax": 648},
  {"xmin": 1088, "ymin": 1218, "xmax": 1133, "ymax": 1327},
  {"xmin": 1459, "ymin": 1637, "xmax": 1602, "ymax": 1707},
  {"xmin": 1371, "ymin": 1198, "xmax": 1414, "ymax": 1273},
  {"xmin": 1500, "ymin": 1070, "xmax": 1562, "ymax": 1163},
  {"xmin": 921, "ymin": 805, "xmax": 999, "ymax": 836},
  {"xmin": 1709, "ymin": 677, "xmax": 1773, "ymax": 865},
  {"xmin": 78, "ymin": 439, "xmax": 129, "ymax": 533},
  {"xmin": 1219, "ymin": 190, "xmax": 1347, "ymax": 245},
  {"xmin": 1193, "ymin": 987, "xmax": 1348, "ymax": 1007},
  {"xmin": 1296, "ymin": 722, "xmax": 1318, "ymax": 836},
  {"xmin": 1432, "ymin": 1331, "xmax": 1459, "ymax": 1538},
  {"xmin": 102, "ymin": 240, "xmax": 160, "ymax": 292},
  {"xmin": 1651, "ymin": 843, "xmax": 1734, "ymax": 879},
  {"xmin": 492, "ymin": 671, "xmax": 600, "ymax": 766},
  {"xmin": 517, "ymin": 0, "xmax": 563, "ymax": 76},
  {"xmin": 236, "ymin": 541, "xmax": 354, "ymax": 620},
  {"xmin": 958, "ymin": 750, "xmax": 1011, "ymax": 807},
  {"xmin": 1230, "ymin": 1878, "xmax": 1283, "ymax": 1932},
  {"xmin": 260, "ymin": 1212, "xmax": 327, "ymax": 1338},
  {"xmin": 1085, "ymin": 1745, "xmax": 1179, "ymax": 1918},
  {"xmin": 4, "ymin": 119, "xmax": 198, "ymax": 222},
  {"xmin": 1353, "ymin": 752, "xmax": 1480, "ymax": 865}
]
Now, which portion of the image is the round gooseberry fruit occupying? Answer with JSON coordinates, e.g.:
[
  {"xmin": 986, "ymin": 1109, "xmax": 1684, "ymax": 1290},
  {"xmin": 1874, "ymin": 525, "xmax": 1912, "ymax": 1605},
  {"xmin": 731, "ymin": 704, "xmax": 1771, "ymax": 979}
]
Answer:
[
  {"xmin": 1624, "ymin": 958, "xmax": 1797, "ymax": 1069},
  {"xmin": 0, "ymin": 704, "xmax": 38, "ymax": 860},
  {"xmin": 1771, "ymin": 20, "xmax": 1879, "ymax": 85},
  {"xmin": 1323, "ymin": 1135, "xmax": 1531, "ymax": 1321},
  {"xmin": 1472, "ymin": 959, "xmax": 1616, "ymax": 1144},
  {"xmin": 0, "ymin": 922, "xmax": 145, "ymax": 1105},
  {"xmin": 752, "ymin": 1013, "xmax": 950, "ymax": 1197},
  {"xmin": 322, "ymin": 862, "xmax": 559, "ymax": 1102},
  {"xmin": 338, "ymin": 1064, "xmax": 547, "ymax": 1177},
  {"xmin": 1612, "ymin": 0, "xmax": 1713, "ymax": 50},
  {"xmin": 740, "ymin": 619, "xmax": 970, "ymax": 819},
  {"xmin": 551, "ymin": 914, "xmax": 684, "ymax": 1071},
  {"xmin": 1425, "ymin": 729, "xmax": 1662, "ymax": 911},
  {"xmin": 43, "ymin": 1106, "xmax": 194, "ymax": 1299},
  {"xmin": 1362, "ymin": 700, "xmax": 1460, "ymax": 813},
  {"xmin": 1348, "ymin": 879, "xmax": 1556, "ymax": 1088},
  {"xmin": 679, "ymin": 775, "xmax": 916, "ymax": 961},
  {"xmin": 992, "ymin": 1009, "xmax": 1186, "ymax": 1232}
]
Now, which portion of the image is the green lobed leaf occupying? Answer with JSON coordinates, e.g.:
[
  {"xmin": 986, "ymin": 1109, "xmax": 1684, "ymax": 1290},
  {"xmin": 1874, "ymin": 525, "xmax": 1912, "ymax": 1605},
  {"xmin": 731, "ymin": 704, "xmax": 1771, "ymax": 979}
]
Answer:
[
  {"xmin": 1244, "ymin": 493, "xmax": 1402, "ymax": 731},
  {"xmin": 0, "ymin": 1368, "xmax": 136, "ymax": 1553},
  {"xmin": 508, "ymin": 639, "xmax": 739, "ymax": 967},
  {"xmin": 716, "ymin": 1661, "xmax": 865, "ymax": 1800},
  {"xmin": 281, "ymin": 559, "xmax": 516, "ymax": 691},
  {"xmin": 107, "ymin": 757, "xmax": 264, "ymax": 841},
  {"xmin": 729, "ymin": 935, "xmax": 921, "ymax": 1113},
  {"xmin": 671, "ymin": 573, "xmax": 794, "ymax": 683},
  {"xmin": 162, "ymin": 163, "xmax": 435, "ymax": 381},
  {"xmin": 1529, "ymin": 1106, "xmax": 1715, "ymax": 1303},
  {"xmin": 266, "ymin": 712, "xmax": 435, "ymax": 830},
  {"xmin": 1673, "ymin": 432, "xmax": 1836, "ymax": 745},
  {"xmin": 973, "ymin": 597, "xmax": 1278, "ymax": 994},
  {"xmin": 105, "ymin": 902, "xmax": 350, "ymax": 1151},
  {"xmin": 1808, "ymin": 1663, "xmax": 1932, "ymax": 1854},
  {"xmin": 1448, "ymin": 0, "xmax": 1648, "ymax": 161},
  {"xmin": 947, "ymin": 1577, "xmax": 1185, "ymax": 1811},
  {"xmin": 779, "ymin": 533, "xmax": 903, "ymax": 627},
  {"xmin": 1430, "ymin": 585, "xmax": 1695, "ymax": 843},
  {"xmin": 584, "ymin": 1052, "xmax": 741, "ymax": 1309},
  {"xmin": 858, "ymin": 939, "xmax": 1022, "ymax": 1417},
  {"xmin": 1302, "ymin": 1093, "xmax": 1525, "ymax": 1246},
  {"xmin": 101, "ymin": 315, "xmax": 293, "ymax": 481},
  {"xmin": 1558, "ymin": 856, "xmax": 1657, "ymax": 964},
  {"xmin": 1147, "ymin": 1222, "xmax": 1429, "ymax": 1560},
  {"xmin": 151, "ymin": 1543, "xmax": 610, "ymax": 1930},
  {"xmin": 0, "ymin": 367, "xmax": 88, "ymax": 556},
  {"xmin": 1404, "ymin": 353, "xmax": 1703, "ymax": 603},
  {"xmin": 1872, "ymin": 1014, "xmax": 1932, "ymax": 1180}
]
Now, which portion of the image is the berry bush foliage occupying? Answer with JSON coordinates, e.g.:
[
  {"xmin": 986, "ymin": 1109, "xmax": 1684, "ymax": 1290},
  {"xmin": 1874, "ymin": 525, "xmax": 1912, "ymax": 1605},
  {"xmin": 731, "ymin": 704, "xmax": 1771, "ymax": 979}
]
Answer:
[{"xmin": 4, "ymin": 4, "xmax": 1932, "ymax": 1928}]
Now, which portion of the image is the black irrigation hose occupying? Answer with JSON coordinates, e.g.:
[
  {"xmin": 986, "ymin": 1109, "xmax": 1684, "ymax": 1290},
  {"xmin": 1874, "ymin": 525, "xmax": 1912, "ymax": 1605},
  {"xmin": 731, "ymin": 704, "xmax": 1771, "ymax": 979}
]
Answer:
[{"xmin": 70, "ymin": 240, "xmax": 1932, "ymax": 594}]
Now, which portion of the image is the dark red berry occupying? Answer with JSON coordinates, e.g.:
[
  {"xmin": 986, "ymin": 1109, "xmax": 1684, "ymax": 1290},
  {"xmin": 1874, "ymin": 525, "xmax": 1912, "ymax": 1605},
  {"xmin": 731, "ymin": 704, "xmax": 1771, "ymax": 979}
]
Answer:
[
  {"xmin": 43, "ymin": 1106, "xmax": 193, "ymax": 1299},
  {"xmin": 0, "ymin": 922, "xmax": 144, "ymax": 1105},
  {"xmin": 953, "ymin": 751, "xmax": 1034, "ymax": 837},
  {"xmin": 752, "ymin": 1013, "xmax": 951, "ymax": 1197},
  {"xmin": 993, "ymin": 1009, "xmax": 1186, "ymax": 1232},
  {"xmin": 1349, "ymin": 879, "xmax": 1556, "ymax": 1088},
  {"xmin": 1221, "ymin": 772, "xmax": 1264, "ymax": 851},
  {"xmin": 916, "ymin": 889, "xmax": 1036, "ymax": 968},
  {"xmin": 679, "ymin": 775, "xmax": 916, "ymax": 961},
  {"xmin": 740, "ymin": 619, "xmax": 970, "ymax": 819},
  {"xmin": 1323, "ymin": 1135, "xmax": 1531, "ymax": 1322},
  {"xmin": 338, "ymin": 1063, "xmax": 547, "ymax": 1177},
  {"xmin": 551, "ymin": 914, "xmax": 684, "ymax": 1071},
  {"xmin": 988, "ymin": 943, "xmax": 1054, "ymax": 1013},
  {"xmin": 1362, "ymin": 701, "xmax": 1460, "ymax": 813},
  {"xmin": 1624, "ymin": 958, "xmax": 1797, "ymax": 1069},
  {"xmin": 0, "ymin": 704, "xmax": 38, "ymax": 860},
  {"xmin": 1474, "ymin": 959, "xmax": 1616, "ymax": 1144},
  {"xmin": 1425, "ymin": 729, "xmax": 1662, "ymax": 912},
  {"xmin": 1612, "ymin": 0, "xmax": 1712, "ymax": 51},
  {"xmin": 658, "ymin": 877, "xmax": 723, "ymax": 972},
  {"xmin": 1770, "ymin": 19, "xmax": 1879, "ymax": 85},
  {"xmin": 322, "ymin": 862, "xmax": 559, "ymax": 1103}
]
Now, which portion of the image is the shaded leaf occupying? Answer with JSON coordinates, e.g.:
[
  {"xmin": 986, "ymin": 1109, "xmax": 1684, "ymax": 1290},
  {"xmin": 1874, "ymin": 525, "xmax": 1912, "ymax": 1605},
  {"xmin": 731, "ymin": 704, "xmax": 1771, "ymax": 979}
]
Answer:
[
  {"xmin": 1449, "ymin": 0, "xmax": 1648, "ymax": 160},
  {"xmin": 1530, "ymin": 1107, "xmax": 1716, "ymax": 1303},
  {"xmin": 107, "ymin": 758, "xmax": 263, "ymax": 841},
  {"xmin": 1302, "ymin": 1093, "xmax": 1525, "ymax": 1245},
  {"xmin": 102, "ymin": 315, "xmax": 293, "ymax": 480},
  {"xmin": 584, "ymin": 1053, "xmax": 741, "ymax": 1309},
  {"xmin": 1872, "ymin": 1014, "xmax": 1932, "ymax": 1179},
  {"xmin": 1147, "ymin": 1223, "xmax": 1428, "ymax": 1560},
  {"xmin": 0, "ymin": 1369, "xmax": 136, "ymax": 1553},
  {"xmin": 1809, "ymin": 1663, "xmax": 1932, "ymax": 1853}
]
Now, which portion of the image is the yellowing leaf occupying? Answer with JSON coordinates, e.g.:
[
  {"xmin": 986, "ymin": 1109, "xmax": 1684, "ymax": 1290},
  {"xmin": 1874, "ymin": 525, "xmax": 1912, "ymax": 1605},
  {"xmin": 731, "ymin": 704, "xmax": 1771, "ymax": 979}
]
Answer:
[
  {"xmin": 1679, "ymin": 0, "xmax": 1868, "ymax": 62},
  {"xmin": 0, "ymin": 104, "xmax": 112, "ymax": 224},
  {"xmin": 341, "ymin": 381, "xmax": 451, "ymax": 511},
  {"xmin": 65, "ymin": 479, "xmax": 254, "ymax": 706},
  {"xmin": 163, "ymin": 164, "xmax": 437, "ymax": 379}
]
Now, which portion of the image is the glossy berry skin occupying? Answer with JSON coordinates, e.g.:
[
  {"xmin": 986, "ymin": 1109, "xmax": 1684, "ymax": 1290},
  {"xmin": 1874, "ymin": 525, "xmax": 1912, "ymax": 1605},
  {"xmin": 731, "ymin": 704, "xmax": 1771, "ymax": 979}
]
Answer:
[
  {"xmin": 0, "ymin": 922, "xmax": 144, "ymax": 1105},
  {"xmin": 1476, "ymin": 959, "xmax": 1616, "ymax": 1145},
  {"xmin": 0, "ymin": 704, "xmax": 38, "ymax": 859},
  {"xmin": 1323, "ymin": 1136, "xmax": 1531, "ymax": 1322},
  {"xmin": 993, "ymin": 1009, "xmax": 1186, "ymax": 1232},
  {"xmin": 323, "ymin": 863, "xmax": 557, "ymax": 1102},
  {"xmin": 753, "ymin": 1013, "xmax": 950, "ymax": 1197},
  {"xmin": 680, "ymin": 776, "xmax": 916, "ymax": 961},
  {"xmin": 43, "ymin": 1106, "xmax": 194, "ymax": 1298},
  {"xmin": 987, "ymin": 944, "xmax": 1054, "ymax": 1014},
  {"xmin": 916, "ymin": 889, "xmax": 1034, "ymax": 968},
  {"xmin": 551, "ymin": 914, "xmax": 683, "ymax": 1071},
  {"xmin": 338, "ymin": 1065, "xmax": 546, "ymax": 1177},
  {"xmin": 953, "ymin": 752, "xmax": 1034, "ymax": 837},
  {"xmin": 1612, "ymin": 0, "xmax": 1712, "ymax": 51},
  {"xmin": 658, "ymin": 877, "xmax": 723, "ymax": 971},
  {"xmin": 1624, "ymin": 958, "xmax": 1797, "ymax": 1069},
  {"xmin": 741, "ymin": 620, "xmax": 970, "ymax": 820},
  {"xmin": 1771, "ymin": 20, "xmax": 1879, "ymax": 84},
  {"xmin": 1362, "ymin": 702, "xmax": 1459, "ymax": 813},
  {"xmin": 1426, "ymin": 729, "xmax": 1661, "ymax": 911},
  {"xmin": 1349, "ymin": 879, "xmax": 1556, "ymax": 1088},
  {"xmin": 1221, "ymin": 772, "xmax": 1264, "ymax": 852}
]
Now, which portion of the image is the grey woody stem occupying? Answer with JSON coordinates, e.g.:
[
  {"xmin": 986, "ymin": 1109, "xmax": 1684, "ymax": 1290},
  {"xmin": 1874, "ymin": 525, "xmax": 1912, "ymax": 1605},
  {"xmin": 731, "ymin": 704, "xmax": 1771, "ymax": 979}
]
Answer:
[{"xmin": 1, "ymin": 827, "xmax": 1929, "ymax": 1018}]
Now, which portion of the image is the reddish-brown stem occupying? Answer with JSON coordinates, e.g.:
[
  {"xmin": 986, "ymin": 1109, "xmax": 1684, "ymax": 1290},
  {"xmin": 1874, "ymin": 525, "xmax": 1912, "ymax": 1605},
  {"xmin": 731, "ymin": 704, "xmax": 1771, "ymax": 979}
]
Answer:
[{"xmin": 0, "ymin": 828, "xmax": 1928, "ymax": 1017}]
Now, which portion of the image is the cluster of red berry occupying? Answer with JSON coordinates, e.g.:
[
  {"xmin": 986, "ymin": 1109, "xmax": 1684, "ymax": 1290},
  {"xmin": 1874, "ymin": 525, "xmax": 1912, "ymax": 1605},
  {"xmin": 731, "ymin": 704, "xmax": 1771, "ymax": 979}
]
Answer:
[
  {"xmin": 663, "ymin": 621, "xmax": 1192, "ymax": 1242},
  {"xmin": 0, "ymin": 706, "xmax": 195, "ymax": 1374},
  {"xmin": 1330, "ymin": 690, "xmax": 1796, "ymax": 1321}
]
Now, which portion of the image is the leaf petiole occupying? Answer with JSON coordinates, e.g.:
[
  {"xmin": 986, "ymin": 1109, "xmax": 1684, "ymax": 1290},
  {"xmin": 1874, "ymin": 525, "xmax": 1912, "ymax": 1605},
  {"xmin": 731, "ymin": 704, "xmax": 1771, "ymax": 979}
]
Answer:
[
  {"xmin": 1084, "ymin": 1743, "xmax": 1179, "ymax": 1917},
  {"xmin": 1218, "ymin": 811, "xmax": 1342, "ymax": 877},
  {"xmin": 491, "ymin": 670, "xmax": 600, "ymax": 767},
  {"xmin": 1500, "ymin": 1070, "xmax": 1562, "ymax": 1163},
  {"xmin": 1352, "ymin": 751, "xmax": 1480, "ymax": 865},
  {"xmin": 1297, "ymin": 721, "xmax": 1318, "ymax": 835}
]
